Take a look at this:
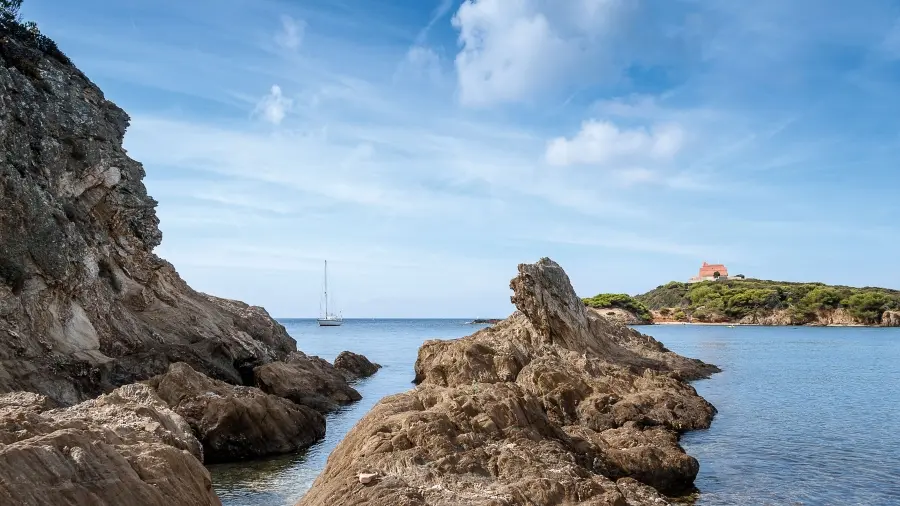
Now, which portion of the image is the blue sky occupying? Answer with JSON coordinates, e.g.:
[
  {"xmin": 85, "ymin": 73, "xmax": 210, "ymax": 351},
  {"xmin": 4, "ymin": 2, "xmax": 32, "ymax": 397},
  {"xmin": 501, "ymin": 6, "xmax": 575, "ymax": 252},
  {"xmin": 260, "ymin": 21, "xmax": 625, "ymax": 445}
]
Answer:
[{"xmin": 23, "ymin": 0, "xmax": 900, "ymax": 317}]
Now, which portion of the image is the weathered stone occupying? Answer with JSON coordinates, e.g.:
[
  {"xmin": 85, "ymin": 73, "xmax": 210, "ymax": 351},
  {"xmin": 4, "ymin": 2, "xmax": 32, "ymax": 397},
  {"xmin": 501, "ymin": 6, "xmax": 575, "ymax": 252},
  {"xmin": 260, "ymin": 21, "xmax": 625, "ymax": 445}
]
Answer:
[
  {"xmin": 882, "ymin": 310, "xmax": 900, "ymax": 327},
  {"xmin": 299, "ymin": 259, "xmax": 719, "ymax": 506},
  {"xmin": 0, "ymin": 384, "xmax": 219, "ymax": 505},
  {"xmin": 255, "ymin": 352, "xmax": 362, "ymax": 413},
  {"xmin": 148, "ymin": 363, "xmax": 325, "ymax": 463},
  {"xmin": 334, "ymin": 350, "xmax": 382, "ymax": 380},
  {"xmin": 0, "ymin": 21, "xmax": 295, "ymax": 405}
]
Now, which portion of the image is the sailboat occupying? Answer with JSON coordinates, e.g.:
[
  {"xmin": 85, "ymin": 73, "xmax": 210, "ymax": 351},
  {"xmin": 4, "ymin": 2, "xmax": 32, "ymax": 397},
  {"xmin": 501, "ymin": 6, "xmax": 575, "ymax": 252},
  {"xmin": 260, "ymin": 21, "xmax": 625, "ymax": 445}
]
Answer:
[{"xmin": 317, "ymin": 260, "xmax": 343, "ymax": 327}]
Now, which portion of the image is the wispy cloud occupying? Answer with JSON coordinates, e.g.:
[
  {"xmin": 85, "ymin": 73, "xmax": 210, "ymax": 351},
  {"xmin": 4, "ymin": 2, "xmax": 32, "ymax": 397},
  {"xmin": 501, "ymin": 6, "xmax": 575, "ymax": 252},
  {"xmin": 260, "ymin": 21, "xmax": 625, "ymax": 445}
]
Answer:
[
  {"xmin": 275, "ymin": 15, "xmax": 305, "ymax": 51},
  {"xmin": 254, "ymin": 85, "xmax": 293, "ymax": 125},
  {"xmin": 41, "ymin": 0, "xmax": 900, "ymax": 315}
]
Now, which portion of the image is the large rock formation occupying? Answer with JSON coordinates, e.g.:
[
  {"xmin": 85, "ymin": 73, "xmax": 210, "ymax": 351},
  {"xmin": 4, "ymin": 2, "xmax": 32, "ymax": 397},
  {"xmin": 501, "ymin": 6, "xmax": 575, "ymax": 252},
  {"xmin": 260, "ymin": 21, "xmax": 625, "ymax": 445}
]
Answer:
[
  {"xmin": 0, "ymin": 17, "xmax": 295, "ymax": 405},
  {"xmin": 882, "ymin": 310, "xmax": 900, "ymax": 327},
  {"xmin": 334, "ymin": 350, "xmax": 382, "ymax": 381},
  {"xmin": 0, "ymin": 383, "xmax": 219, "ymax": 505},
  {"xmin": 299, "ymin": 259, "xmax": 719, "ymax": 506},
  {"xmin": 148, "ymin": 363, "xmax": 325, "ymax": 463},
  {"xmin": 255, "ymin": 351, "xmax": 363, "ymax": 413}
]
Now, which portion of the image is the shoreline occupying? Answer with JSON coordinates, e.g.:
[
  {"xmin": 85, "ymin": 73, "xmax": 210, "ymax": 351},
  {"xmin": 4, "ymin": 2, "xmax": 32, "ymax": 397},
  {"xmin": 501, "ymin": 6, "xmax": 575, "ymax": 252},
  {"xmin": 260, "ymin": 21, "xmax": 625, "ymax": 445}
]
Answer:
[{"xmin": 648, "ymin": 321, "xmax": 871, "ymax": 327}]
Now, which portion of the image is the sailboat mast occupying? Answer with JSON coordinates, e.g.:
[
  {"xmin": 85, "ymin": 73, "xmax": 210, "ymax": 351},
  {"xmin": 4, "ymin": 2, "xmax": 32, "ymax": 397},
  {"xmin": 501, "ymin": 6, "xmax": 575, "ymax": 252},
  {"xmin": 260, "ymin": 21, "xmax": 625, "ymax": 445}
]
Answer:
[{"xmin": 324, "ymin": 260, "xmax": 328, "ymax": 317}]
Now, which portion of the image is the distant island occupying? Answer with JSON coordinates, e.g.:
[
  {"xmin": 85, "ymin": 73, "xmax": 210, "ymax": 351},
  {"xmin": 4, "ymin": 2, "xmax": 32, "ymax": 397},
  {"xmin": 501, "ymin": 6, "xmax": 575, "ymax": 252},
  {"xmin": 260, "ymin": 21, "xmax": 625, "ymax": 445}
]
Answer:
[{"xmin": 585, "ymin": 278, "xmax": 900, "ymax": 327}]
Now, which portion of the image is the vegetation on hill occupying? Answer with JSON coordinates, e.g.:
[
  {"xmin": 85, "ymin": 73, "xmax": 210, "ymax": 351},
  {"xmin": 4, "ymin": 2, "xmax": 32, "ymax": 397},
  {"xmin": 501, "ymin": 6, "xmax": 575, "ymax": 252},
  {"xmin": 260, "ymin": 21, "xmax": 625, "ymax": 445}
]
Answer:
[
  {"xmin": 635, "ymin": 279, "xmax": 900, "ymax": 325},
  {"xmin": 583, "ymin": 293, "xmax": 653, "ymax": 323}
]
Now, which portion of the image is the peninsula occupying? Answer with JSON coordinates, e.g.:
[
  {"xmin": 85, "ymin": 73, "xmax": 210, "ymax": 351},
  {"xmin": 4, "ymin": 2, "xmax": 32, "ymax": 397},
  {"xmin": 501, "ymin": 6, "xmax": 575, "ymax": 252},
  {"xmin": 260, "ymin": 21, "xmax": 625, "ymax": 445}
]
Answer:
[{"xmin": 585, "ymin": 278, "xmax": 900, "ymax": 326}]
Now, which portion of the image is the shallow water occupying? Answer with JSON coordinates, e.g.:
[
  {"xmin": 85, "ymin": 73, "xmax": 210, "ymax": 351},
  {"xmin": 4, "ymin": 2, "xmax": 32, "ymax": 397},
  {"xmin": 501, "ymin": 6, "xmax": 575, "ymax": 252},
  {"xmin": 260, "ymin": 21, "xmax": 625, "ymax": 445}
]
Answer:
[
  {"xmin": 210, "ymin": 321, "xmax": 900, "ymax": 506},
  {"xmin": 209, "ymin": 318, "xmax": 480, "ymax": 506}
]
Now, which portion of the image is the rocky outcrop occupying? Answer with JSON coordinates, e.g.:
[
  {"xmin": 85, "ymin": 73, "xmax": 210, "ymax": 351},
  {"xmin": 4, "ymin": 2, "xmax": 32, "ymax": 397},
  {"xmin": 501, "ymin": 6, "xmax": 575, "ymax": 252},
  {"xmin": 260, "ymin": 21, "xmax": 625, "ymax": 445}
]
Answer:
[
  {"xmin": 255, "ymin": 352, "xmax": 362, "ymax": 413},
  {"xmin": 0, "ymin": 19, "xmax": 296, "ymax": 405},
  {"xmin": 883, "ymin": 310, "xmax": 900, "ymax": 327},
  {"xmin": 588, "ymin": 307, "xmax": 651, "ymax": 325},
  {"xmin": 334, "ymin": 350, "xmax": 382, "ymax": 381},
  {"xmin": 0, "ymin": 383, "xmax": 219, "ymax": 505},
  {"xmin": 299, "ymin": 259, "xmax": 719, "ymax": 506},
  {"xmin": 147, "ymin": 363, "xmax": 325, "ymax": 463}
]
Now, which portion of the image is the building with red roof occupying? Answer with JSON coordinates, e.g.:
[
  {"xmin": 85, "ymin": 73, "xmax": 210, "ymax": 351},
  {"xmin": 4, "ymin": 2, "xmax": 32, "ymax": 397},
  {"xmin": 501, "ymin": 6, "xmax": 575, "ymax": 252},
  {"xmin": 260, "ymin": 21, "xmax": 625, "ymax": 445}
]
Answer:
[{"xmin": 689, "ymin": 262, "xmax": 729, "ymax": 283}]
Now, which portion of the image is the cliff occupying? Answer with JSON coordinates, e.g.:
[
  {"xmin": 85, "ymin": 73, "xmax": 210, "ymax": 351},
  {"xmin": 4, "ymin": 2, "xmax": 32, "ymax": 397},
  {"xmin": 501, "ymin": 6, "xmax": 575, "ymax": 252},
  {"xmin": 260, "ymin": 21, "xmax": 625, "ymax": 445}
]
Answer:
[
  {"xmin": 0, "ymin": 20, "xmax": 296, "ymax": 404},
  {"xmin": 298, "ymin": 259, "xmax": 719, "ymax": 506}
]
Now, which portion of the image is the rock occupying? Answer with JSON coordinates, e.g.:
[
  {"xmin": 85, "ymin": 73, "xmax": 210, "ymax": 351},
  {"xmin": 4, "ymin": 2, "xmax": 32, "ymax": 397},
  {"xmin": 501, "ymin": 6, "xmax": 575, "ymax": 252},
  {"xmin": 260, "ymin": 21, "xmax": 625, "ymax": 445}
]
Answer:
[
  {"xmin": 298, "ymin": 259, "xmax": 719, "ymax": 506},
  {"xmin": 148, "ymin": 363, "xmax": 325, "ymax": 464},
  {"xmin": 882, "ymin": 310, "xmax": 900, "ymax": 327},
  {"xmin": 358, "ymin": 472, "xmax": 378, "ymax": 484},
  {"xmin": 588, "ymin": 307, "xmax": 651, "ymax": 325},
  {"xmin": 0, "ymin": 383, "xmax": 219, "ymax": 505},
  {"xmin": 0, "ymin": 18, "xmax": 295, "ymax": 405},
  {"xmin": 334, "ymin": 350, "xmax": 382, "ymax": 380},
  {"xmin": 471, "ymin": 318, "xmax": 502, "ymax": 324},
  {"xmin": 255, "ymin": 352, "xmax": 362, "ymax": 413}
]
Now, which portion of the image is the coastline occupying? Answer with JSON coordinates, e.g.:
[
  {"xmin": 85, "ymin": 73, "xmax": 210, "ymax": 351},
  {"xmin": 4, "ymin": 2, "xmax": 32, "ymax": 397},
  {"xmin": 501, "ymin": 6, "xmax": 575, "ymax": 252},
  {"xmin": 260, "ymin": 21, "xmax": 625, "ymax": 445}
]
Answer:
[{"xmin": 650, "ymin": 321, "xmax": 870, "ymax": 327}]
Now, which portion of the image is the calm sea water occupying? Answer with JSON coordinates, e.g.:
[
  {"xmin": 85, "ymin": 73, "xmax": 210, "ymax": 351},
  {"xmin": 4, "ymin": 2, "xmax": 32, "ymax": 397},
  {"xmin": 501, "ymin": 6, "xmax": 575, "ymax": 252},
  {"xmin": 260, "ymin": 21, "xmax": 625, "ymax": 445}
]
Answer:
[{"xmin": 210, "ymin": 321, "xmax": 900, "ymax": 506}]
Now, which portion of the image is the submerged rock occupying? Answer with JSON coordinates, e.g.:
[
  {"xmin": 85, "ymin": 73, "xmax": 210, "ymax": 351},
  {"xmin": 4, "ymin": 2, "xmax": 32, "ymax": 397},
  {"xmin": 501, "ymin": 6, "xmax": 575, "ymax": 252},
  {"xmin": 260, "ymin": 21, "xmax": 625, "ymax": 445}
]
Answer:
[
  {"xmin": 0, "ymin": 384, "xmax": 218, "ymax": 505},
  {"xmin": 299, "ymin": 258, "xmax": 719, "ymax": 506},
  {"xmin": 148, "ymin": 363, "xmax": 325, "ymax": 464},
  {"xmin": 334, "ymin": 350, "xmax": 382, "ymax": 380},
  {"xmin": 255, "ymin": 352, "xmax": 362, "ymax": 413}
]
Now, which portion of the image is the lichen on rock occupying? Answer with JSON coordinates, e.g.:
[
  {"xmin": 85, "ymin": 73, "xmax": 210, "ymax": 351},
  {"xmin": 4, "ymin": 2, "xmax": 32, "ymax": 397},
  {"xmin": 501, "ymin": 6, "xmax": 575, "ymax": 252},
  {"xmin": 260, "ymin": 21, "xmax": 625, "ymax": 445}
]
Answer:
[{"xmin": 299, "ymin": 258, "xmax": 720, "ymax": 506}]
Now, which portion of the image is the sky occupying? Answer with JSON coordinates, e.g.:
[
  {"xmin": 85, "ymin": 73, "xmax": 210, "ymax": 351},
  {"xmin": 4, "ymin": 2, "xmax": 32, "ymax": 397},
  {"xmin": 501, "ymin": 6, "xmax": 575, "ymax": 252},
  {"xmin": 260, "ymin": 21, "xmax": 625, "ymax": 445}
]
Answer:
[{"xmin": 21, "ymin": 0, "xmax": 900, "ymax": 318}]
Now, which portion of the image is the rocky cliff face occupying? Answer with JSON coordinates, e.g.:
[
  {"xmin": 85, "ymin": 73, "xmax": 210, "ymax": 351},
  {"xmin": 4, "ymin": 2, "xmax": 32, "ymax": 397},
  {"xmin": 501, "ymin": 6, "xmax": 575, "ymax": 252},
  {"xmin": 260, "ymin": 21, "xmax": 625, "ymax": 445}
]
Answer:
[
  {"xmin": 0, "ymin": 22, "xmax": 295, "ymax": 405},
  {"xmin": 883, "ymin": 310, "xmax": 900, "ymax": 327},
  {"xmin": 299, "ymin": 259, "xmax": 719, "ymax": 506}
]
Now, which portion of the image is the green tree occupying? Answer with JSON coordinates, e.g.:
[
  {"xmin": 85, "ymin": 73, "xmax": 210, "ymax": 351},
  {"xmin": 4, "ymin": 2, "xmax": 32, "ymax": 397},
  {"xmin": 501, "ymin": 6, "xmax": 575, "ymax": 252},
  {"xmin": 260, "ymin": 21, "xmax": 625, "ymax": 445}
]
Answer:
[
  {"xmin": 0, "ymin": 0, "xmax": 22, "ymax": 22},
  {"xmin": 673, "ymin": 310, "xmax": 686, "ymax": 321},
  {"xmin": 843, "ymin": 292, "xmax": 894, "ymax": 324},
  {"xmin": 713, "ymin": 271, "xmax": 721, "ymax": 279}
]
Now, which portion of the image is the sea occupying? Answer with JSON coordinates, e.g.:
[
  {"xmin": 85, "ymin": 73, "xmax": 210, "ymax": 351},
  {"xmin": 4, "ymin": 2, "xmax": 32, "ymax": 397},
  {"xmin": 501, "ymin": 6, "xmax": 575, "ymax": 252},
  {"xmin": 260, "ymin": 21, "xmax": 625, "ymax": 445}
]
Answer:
[{"xmin": 209, "ymin": 319, "xmax": 900, "ymax": 506}]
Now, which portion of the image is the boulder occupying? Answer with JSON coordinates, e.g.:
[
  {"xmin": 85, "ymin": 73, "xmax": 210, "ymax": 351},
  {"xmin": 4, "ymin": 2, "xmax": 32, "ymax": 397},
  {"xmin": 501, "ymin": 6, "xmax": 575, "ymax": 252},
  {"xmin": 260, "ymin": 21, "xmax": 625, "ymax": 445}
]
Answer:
[
  {"xmin": 254, "ymin": 352, "xmax": 362, "ymax": 413},
  {"xmin": 334, "ymin": 350, "xmax": 382, "ymax": 380},
  {"xmin": 882, "ymin": 310, "xmax": 900, "ymax": 327},
  {"xmin": 148, "ymin": 363, "xmax": 325, "ymax": 463},
  {"xmin": 0, "ymin": 384, "xmax": 219, "ymax": 505},
  {"xmin": 298, "ymin": 259, "xmax": 719, "ymax": 506}
]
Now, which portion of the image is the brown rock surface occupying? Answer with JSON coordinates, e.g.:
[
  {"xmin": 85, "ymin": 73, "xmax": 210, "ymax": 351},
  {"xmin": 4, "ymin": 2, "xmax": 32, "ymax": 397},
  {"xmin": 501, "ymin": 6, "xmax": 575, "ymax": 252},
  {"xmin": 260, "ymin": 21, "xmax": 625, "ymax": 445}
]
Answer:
[
  {"xmin": 882, "ymin": 310, "xmax": 900, "ymax": 327},
  {"xmin": 0, "ymin": 383, "xmax": 219, "ymax": 505},
  {"xmin": 148, "ymin": 362, "xmax": 325, "ymax": 463},
  {"xmin": 299, "ymin": 259, "xmax": 719, "ymax": 506},
  {"xmin": 255, "ymin": 352, "xmax": 362, "ymax": 413},
  {"xmin": 0, "ymin": 17, "xmax": 295, "ymax": 405},
  {"xmin": 334, "ymin": 350, "xmax": 382, "ymax": 380}
]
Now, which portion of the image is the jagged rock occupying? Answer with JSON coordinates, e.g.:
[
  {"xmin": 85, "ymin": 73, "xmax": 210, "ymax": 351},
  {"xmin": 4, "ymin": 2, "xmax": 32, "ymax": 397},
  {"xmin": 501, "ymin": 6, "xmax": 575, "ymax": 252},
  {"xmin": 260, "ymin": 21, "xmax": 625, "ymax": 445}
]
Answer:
[
  {"xmin": 0, "ymin": 383, "xmax": 218, "ymax": 505},
  {"xmin": 255, "ymin": 352, "xmax": 362, "ymax": 413},
  {"xmin": 334, "ymin": 350, "xmax": 382, "ymax": 380},
  {"xmin": 299, "ymin": 259, "xmax": 719, "ymax": 506},
  {"xmin": 882, "ymin": 310, "xmax": 900, "ymax": 327},
  {"xmin": 0, "ymin": 20, "xmax": 295, "ymax": 405},
  {"xmin": 147, "ymin": 363, "xmax": 325, "ymax": 463}
]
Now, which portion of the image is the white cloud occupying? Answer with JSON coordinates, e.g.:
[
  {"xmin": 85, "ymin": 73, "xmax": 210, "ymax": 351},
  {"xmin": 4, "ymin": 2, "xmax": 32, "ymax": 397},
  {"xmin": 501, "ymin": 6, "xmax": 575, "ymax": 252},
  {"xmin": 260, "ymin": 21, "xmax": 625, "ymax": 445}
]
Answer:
[
  {"xmin": 450, "ymin": 0, "xmax": 624, "ymax": 106},
  {"xmin": 275, "ymin": 15, "xmax": 305, "ymax": 51},
  {"xmin": 545, "ymin": 120, "xmax": 685, "ymax": 167},
  {"xmin": 254, "ymin": 85, "xmax": 293, "ymax": 125},
  {"xmin": 402, "ymin": 46, "xmax": 443, "ymax": 82}
]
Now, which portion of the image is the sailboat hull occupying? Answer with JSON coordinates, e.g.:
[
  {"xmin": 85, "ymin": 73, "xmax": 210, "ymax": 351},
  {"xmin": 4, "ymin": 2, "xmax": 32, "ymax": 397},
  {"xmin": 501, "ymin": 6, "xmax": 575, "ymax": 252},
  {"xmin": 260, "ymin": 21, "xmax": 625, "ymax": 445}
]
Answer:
[{"xmin": 317, "ymin": 319, "xmax": 343, "ymax": 327}]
